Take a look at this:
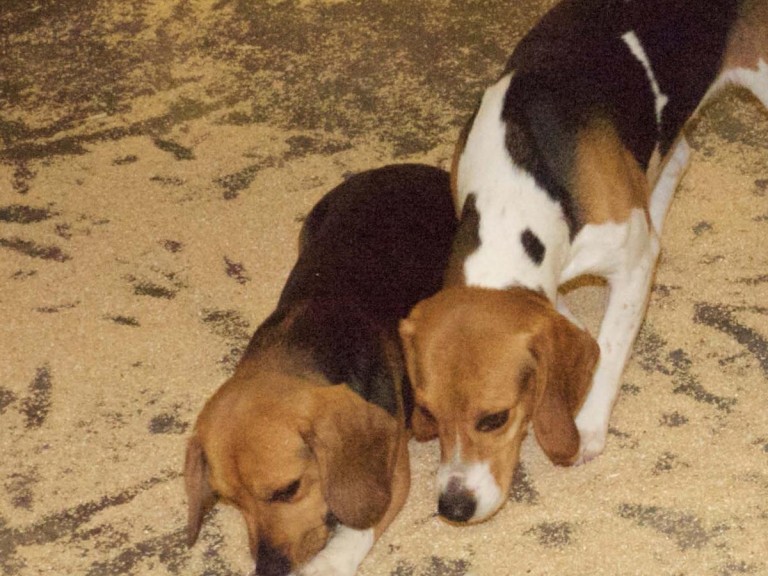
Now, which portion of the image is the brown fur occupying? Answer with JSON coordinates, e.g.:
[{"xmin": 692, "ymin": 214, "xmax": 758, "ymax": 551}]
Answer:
[
  {"xmin": 399, "ymin": 286, "xmax": 599, "ymax": 518},
  {"xmin": 572, "ymin": 118, "xmax": 652, "ymax": 225}
]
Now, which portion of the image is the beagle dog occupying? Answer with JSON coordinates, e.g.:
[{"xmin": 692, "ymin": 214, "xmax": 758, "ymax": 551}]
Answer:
[
  {"xmin": 185, "ymin": 164, "xmax": 456, "ymax": 575},
  {"xmin": 400, "ymin": 0, "xmax": 768, "ymax": 524}
]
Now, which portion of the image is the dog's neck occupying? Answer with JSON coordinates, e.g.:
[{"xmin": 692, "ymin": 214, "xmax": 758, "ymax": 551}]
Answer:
[
  {"xmin": 461, "ymin": 207, "xmax": 568, "ymax": 302},
  {"xmin": 453, "ymin": 71, "xmax": 572, "ymax": 302}
]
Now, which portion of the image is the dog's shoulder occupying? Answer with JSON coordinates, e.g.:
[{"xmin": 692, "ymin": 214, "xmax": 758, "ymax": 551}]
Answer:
[{"xmin": 244, "ymin": 300, "xmax": 402, "ymax": 418}]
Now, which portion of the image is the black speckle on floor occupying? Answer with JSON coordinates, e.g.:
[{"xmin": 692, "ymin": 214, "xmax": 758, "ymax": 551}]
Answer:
[
  {"xmin": 652, "ymin": 452, "xmax": 687, "ymax": 475},
  {"xmin": 214, "ymin": 164, "xmax": 265, "ymax": 200},
  {"xmin": 621, "ymin": 382, "xmax": 641, "ymax": 396},
  {"xmin": 0, "ymin": 387, "xmax": 18, "ymax": 414},
  {"xmin": 718, "ymin": 560, "xmax": 759, "ymax": 575},
  {"xmin": 694, "ymin": 303, "xmax": 768, "ymax": 378},
  {"xmin": 20, "ymin": 365, "xmax": 52, "ymax": 429},
  {"xmin": 132, "ymin": 281, "xmax": 176, "ymax": 299},
  {"xmin": 160, "ymin": 240, "xmax": 183, "ymax": 253},
  {"xmin": 201, "ymin": 308, "xmax": 252, "ymax": 373},
  {"xmin": 112, "ymin": 154, "xmax": 138, "ymax": 166},
  {"xmin": 152, "ymin": 138, "xmax": 194, "ymax": 160},
  {"xmin": 5, "ymin": 468, "xmax": 40, "ymax": 510},
  {"xmin": 635, "ymin": 326, "xmax": 737, "ymax": 412},
  {"xmin": 108, "ymin": 315, "xmax": 140, "ymax": 327},
  {"xmin": 0, "ymin": 237, "xmax": 70, "ymax": 262},
  {"xmin": 224, "ymin": 256, "xmax": 250, "ymax": 285},
  {"xmin": 149, "ymin": 175, "xmax": 185, "ymax": 186},
  {"xmin": 659, "ymin": 411, "xmax": 689, "ymax": 427},
  {"xmin": 0, "ymin": 205, "xmax": 55, "ymax": 224},
  {"xmin": 509, "ymin": 462, "xmax": 539, "ymax": 505},
  {"xmin": 735, "ymin": 274, "xmax": 768, "ymax": 286},
  {"xmin": 525, "ymin": 521, "xmax": 573, "ymax": 548},
  {"xmin": 148, "ymin": 412, "xmax": 188, "ymax": 435},
  {"xmin": 617, "ymin": 503, "xmax": 714, "ymax": 550},
  {"xmin": 692, "ymin": 221, "xmax": 712, "ymax": 236},
  {"xmin": 285, "ymin": 134, "xmax": 352, "ymax": 159}
]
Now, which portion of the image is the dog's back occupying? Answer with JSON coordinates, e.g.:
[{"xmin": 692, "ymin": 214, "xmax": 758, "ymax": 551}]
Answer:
[
  {"xmin": 246, "ymin": 164, "xmax": 457, "ymax": 418},
  {"xmin": 279, "ymin": 164, "xmax": 457, "ymax": 323}
]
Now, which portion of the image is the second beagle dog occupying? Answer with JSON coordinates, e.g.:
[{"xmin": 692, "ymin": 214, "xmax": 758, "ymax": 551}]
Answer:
[
  {"xmin": 185, "ymin": 164, "xmax": 456, "ymax": 575},
  {"xmin": 400, "ymin": 0, "xmax": 768, "ymax": 524}
]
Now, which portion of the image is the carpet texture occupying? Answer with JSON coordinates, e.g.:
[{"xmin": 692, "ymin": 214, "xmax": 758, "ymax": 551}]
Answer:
[{"xmin": 1, "ymin": 1, "xmax": 767, "ymax": 575}]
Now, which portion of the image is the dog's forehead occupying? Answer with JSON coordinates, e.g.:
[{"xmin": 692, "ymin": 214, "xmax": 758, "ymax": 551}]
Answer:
[
  {"xmin": 418, "ymin": 328, "xmax": 533, "ymax": 405},
  {"xmin": 199, "ymin": 394, "xmax": 313, "ymax": 488},
  {"xmin": 416, "ymin": 286, "xmax": 547, "ymax": 333},
  {"xmin": 416, "ymin": 291, "xmax": 539, "ymax": 361},
  {"xmin": 410, "ymin": 288, "xmax": 542, "ymax": 410}
]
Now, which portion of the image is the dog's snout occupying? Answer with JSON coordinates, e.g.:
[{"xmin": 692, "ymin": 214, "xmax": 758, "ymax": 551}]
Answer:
[
  {"xmin": 438, "ymin": 478, "xmax": 477, "ymax": 523},
  {"xmin": 256, "ymin": 540, "xmax": 292, "ymax": 576}
]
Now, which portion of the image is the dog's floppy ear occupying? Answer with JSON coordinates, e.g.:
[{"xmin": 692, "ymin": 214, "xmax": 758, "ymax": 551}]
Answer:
[
  {"xmin": 305, "ymin": 384, "xmax": 400, "ymax": 529},
  {"xmin": 529, "ymin": 313, "xmax": 599, "ymax": 466},
  {"xmin": 399, "ymin": 316, "xmax": 438, "ymax": 441},
  {"xmin": 184, "ymin": 436, "xmax": 218, "ymax": 547}
]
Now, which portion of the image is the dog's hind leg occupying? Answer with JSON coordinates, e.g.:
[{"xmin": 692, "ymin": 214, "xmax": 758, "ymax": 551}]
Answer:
[{"xmin": 649, "ymin": 138, "xmax": 691, "ymax": 236}]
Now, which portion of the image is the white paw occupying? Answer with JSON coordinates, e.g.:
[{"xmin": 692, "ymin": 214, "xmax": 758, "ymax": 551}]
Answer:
[
  {"xmin": 574, "ymin": 412, "xmax": 609, "ymax": 465},
  {"xmin": 294, "ymin": 527, "xmax": 373, "ymax": 576}
]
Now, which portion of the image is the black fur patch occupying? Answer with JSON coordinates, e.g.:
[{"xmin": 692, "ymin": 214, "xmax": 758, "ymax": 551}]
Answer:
[
  {"xmin": 521, "ymin": 228, "xmax": 545, "ymax": 265},
  {"xmin": 444, "ymin": 194, "xmax": 481, "ymax": 286}
]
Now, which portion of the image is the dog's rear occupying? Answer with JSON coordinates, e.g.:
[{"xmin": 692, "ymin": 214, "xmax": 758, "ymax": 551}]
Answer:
[{"xmin": 185, "ymin": 164, "xmax": 456, "ymax": 576}]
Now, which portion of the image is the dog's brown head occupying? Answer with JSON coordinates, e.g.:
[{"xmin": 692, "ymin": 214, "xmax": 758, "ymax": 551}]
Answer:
[
  {"xmin": 399, "ymin": 286, "xmax": 598, "ymax": 524},
  {"xmin": 185, "ymin": 366, "xmax": 400, "ymax": 575}
]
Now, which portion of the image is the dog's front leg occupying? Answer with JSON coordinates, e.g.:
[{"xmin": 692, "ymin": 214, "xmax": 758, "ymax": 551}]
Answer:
[
  {"xmin": 293, "ymin": 526, "xmax": 374, "ymax": 576},
  {"xmin": 573, "ymin": 212, "xmax": 660, "ymax": 464}
]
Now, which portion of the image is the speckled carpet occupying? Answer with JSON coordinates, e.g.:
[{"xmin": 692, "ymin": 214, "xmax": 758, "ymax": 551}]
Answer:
[{"xmin": 1, "ymin": 1, "xmax": 767, "ymax": 575}]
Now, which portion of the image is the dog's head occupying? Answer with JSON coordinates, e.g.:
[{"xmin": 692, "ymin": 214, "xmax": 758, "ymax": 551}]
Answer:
[
  {"xmin": 399, "ymin": 286, "xmax": 598, "ymax": 524},
  {"xmin": 185, "ymin": 369, "xmax": 400, "ymax": 575}
]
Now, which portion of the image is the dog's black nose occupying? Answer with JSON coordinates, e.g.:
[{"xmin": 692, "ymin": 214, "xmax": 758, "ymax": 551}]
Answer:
[
  {"xmin": 256, "ymin": 540, "xmax": 291, "ymax": 576},
  {"xmin": 438, "ymin": 488, "xmax": 477, "ymax": 523}
]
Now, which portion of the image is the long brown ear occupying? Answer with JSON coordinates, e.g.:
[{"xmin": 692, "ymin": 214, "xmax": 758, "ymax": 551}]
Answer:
[
  {"xmin": 530, "ymin": 313, "xmax": 599, "ymax": 466},
  {"xmin": 305, "ymin": 385, "xmax": 400, "ymax": 529},
  {"xmin": 399, "ymin": 316, "xmax": 438, "ymax": 441},
  {"xmin": 410, "ymin": 403, "xmax": 438, "ymax": 442},
  {"xmin": 184, "ymin": 436, "xmax": 218, "ymax": 547}
]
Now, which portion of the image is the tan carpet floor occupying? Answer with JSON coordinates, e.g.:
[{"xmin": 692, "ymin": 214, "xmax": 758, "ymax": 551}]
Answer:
[{"xmin": 1, "ymin": 1, "xmax": 767, "ymax": 575}]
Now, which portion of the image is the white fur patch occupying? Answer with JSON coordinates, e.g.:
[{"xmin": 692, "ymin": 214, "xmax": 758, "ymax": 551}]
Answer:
[
  {"xmin": 456, "ymin": 72, "xmax": 569, "ymax": 299},
  {"xmin": 562, "ymin": 208, "xmax": 654, "ymax": 282},
  {"xmin": 621, "ymin": 30, "xmax": 669, "ymax": 125},
  {"xmin": 293, "ymin": 526, "xmax": 374, "ymax": 576}
]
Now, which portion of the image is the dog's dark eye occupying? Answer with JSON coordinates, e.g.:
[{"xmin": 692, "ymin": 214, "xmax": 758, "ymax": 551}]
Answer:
[
  {"xmin": 418, "ymin": 405, "xmax": 436, "ymax": 424},
  {"xmin": 476, "ymin": 410, "xmax": 510, "ymax": 433},
  {"xmin": 269, "ymin": 479, "xmax": 301, "ymax": 503}
]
